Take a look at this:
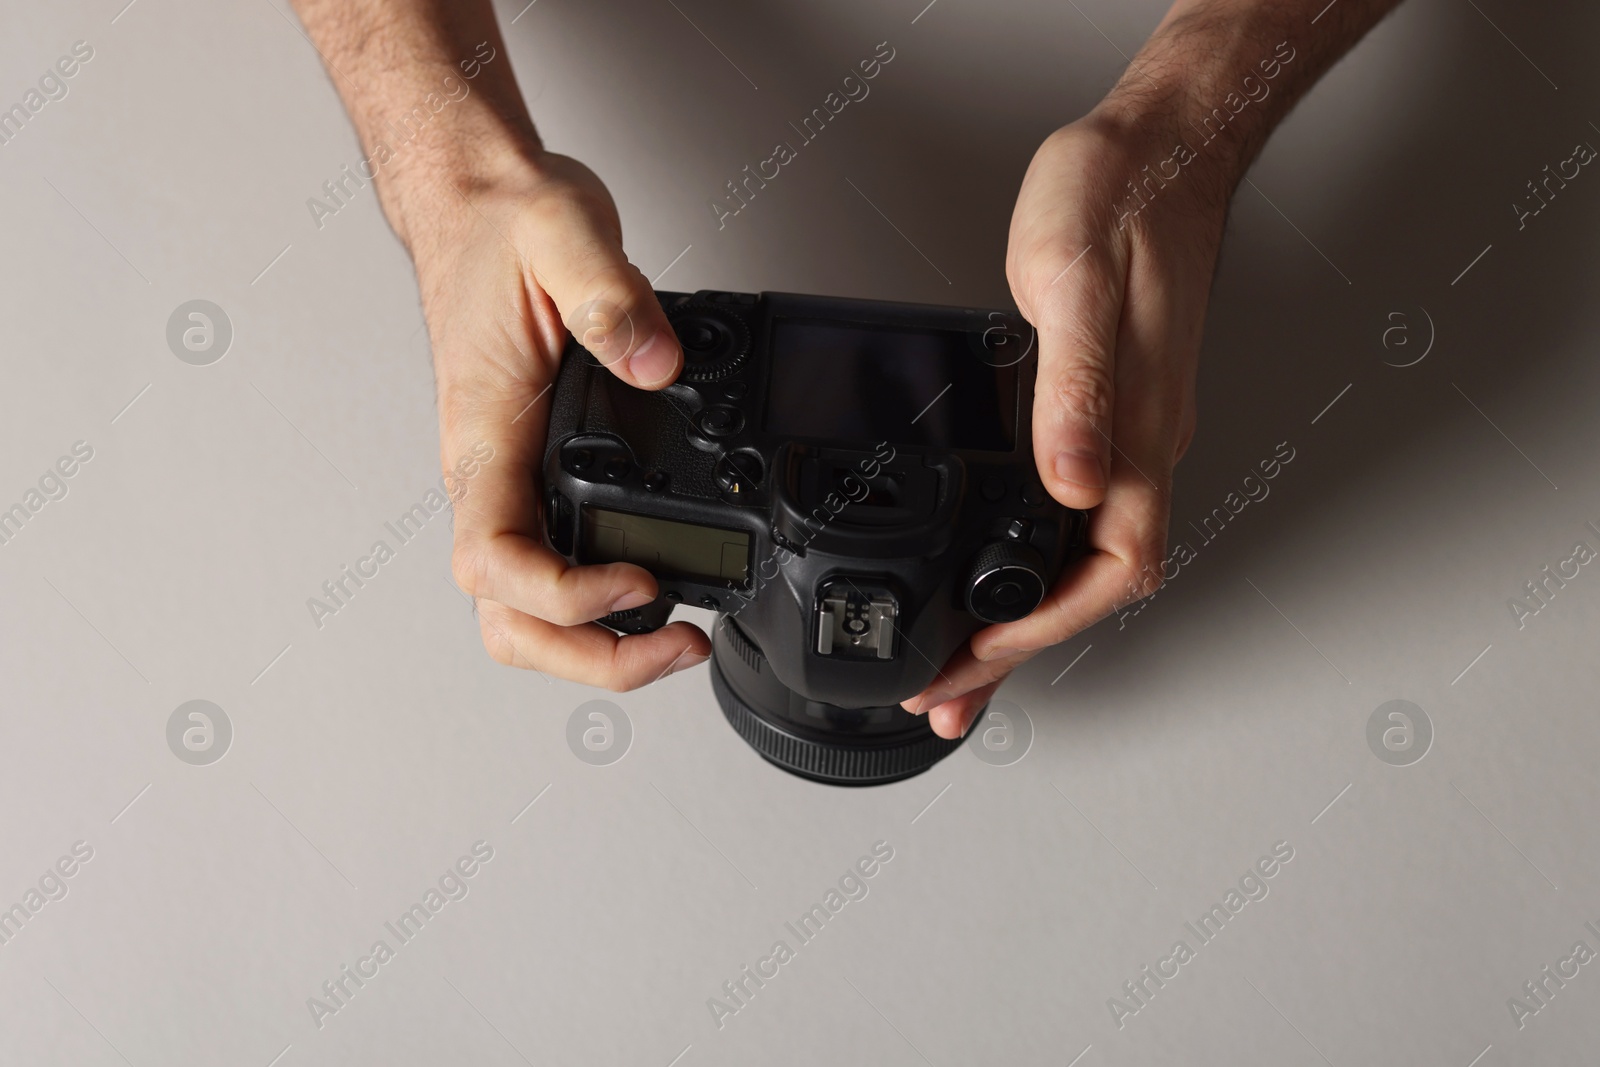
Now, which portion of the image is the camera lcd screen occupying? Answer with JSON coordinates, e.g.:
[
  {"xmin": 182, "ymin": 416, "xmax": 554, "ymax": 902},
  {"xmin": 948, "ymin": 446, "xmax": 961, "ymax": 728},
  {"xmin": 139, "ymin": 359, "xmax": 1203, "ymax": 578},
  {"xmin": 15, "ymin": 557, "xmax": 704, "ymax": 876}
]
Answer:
[
  {"xmin": 580, "ymin": 506, "xmax": 750, "ymax": 585},
  {"xmin": 762, "ymin": 318, "xmax": 1015, "ymax": 451}
]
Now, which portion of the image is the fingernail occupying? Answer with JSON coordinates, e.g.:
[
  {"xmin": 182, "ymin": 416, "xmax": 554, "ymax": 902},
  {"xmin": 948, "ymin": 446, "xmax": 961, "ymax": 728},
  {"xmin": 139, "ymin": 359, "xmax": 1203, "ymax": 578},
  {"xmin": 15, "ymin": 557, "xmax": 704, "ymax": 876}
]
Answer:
[
  {"xmin": 959, "ymin": 706, "xmax": 983, "ymax": 738},
  {"xmin": 628, "ymin": 333, "xmax": 678, "ymax": 386},
  {"xmin": 906, "ymin": 690, "xmax": 949, "ymax": 716},
  {"xmin": 1054, "ymin": 447, "xmax": 1105, "ymax": 490},
  {"xmin": 609, "ymin": 591, "xmax": 653, "ymax": 613},
  {"xmin": 666, "ymin": 652, "xmax": 709, "ymax": 676},
  {"xmin": 980, "ymin": 646, "xmax": 1021, "ymax": 663},
  {"xmin": 926, "ymin": 699, "xmax": 965, "ymax": 739}
]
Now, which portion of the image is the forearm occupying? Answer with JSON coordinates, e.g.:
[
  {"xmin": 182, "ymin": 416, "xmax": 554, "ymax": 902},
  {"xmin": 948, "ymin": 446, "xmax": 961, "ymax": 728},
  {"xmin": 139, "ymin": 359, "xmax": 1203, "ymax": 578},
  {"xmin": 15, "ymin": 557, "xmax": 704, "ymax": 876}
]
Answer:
[
  {"xmin": 287, "ymin": 0, "xmax": 541, "ymax": 247},
  {"xmin": 1096, "ymin": 0, "xmax": 1406, "ymax": 207}
]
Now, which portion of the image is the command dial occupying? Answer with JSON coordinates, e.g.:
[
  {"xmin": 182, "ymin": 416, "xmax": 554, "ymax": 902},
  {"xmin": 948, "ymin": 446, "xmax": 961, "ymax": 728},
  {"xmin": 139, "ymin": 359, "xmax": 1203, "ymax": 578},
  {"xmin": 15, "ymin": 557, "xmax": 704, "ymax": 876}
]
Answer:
[
  {"xmin": 667, "ymin": 305, "xmax": 750, "ymax": 382},
  {"xmin": 963, "ymin": 541, "xmax": 1048, "ymax": 624}
]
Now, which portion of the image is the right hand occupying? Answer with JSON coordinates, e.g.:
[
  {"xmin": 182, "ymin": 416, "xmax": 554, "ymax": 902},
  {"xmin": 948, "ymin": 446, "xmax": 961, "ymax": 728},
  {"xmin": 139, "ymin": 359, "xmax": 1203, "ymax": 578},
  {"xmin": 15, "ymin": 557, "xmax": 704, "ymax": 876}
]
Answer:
[{"xmin": 406, "ymin": 149, "xmax": 711, "ymax": 689}]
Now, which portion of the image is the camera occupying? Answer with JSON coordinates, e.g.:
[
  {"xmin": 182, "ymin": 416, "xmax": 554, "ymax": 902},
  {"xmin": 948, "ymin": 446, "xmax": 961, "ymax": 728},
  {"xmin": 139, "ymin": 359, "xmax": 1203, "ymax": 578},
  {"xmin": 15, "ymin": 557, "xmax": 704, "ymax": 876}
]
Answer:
[{"xmin": 543, "ymin": 290, "xmax": 1085, "ymax": 785}]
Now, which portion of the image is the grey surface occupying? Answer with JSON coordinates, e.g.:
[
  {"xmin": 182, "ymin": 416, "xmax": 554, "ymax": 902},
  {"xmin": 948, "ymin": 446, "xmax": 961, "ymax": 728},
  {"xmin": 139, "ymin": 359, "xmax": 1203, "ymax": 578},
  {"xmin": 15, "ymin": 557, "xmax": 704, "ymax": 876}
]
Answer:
[{"xmin": 2, "ymin": 0, "xmax": 1598, "ymax": 1064}]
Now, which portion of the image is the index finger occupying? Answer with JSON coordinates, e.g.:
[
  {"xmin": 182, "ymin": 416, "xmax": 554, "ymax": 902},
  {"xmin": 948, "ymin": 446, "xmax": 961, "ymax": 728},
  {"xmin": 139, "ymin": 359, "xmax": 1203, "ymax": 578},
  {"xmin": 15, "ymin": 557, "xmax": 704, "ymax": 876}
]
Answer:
[{"xmin": 440, "ymin": 368, "xmax": 661, "ymax": 626}]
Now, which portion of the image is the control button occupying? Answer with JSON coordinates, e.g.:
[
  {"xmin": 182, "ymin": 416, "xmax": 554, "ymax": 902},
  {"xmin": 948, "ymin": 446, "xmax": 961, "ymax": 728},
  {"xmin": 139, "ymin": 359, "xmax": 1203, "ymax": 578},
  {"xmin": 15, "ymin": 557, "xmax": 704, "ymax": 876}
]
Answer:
[
  {"xmin": 722, "ymin": 382, "xmax": 748, "ymax": 400},
  {"xmin": 681, "ymin": 322, "xmax": 717, "ymax": 351},
  {"xmin": 981, "ymin": 475, "xmax": 1006, "ymax": 502},
  {"xmin": 700, "ymin": 406, "xmax": 744, "ymax": 437},
  {"xmin": 1021, "ymin": 481, "xmax": 1047, "ymax": 507},
  {"xmin": 992, "ymin": 581, "xmax": 1027, "ymax": 609},
  {"xmin": 568, "ymin": 448, "xmax": 594, "ymax": 473},
  {"xmin": 715, "ymin": 451, "xmax": 764, "ymax": 495},
  {"xmin": 699, "ymin": 595, "xmax": 721, "ymax": 610},
  {"xmin": 644, "ymin": 471, "xmax": 669, "ymax": 493},
  {"xmin": 963, "ymin": 542, "xmax": 1048, "ymax": 624},
  {"xmin": 668, "ymin": 306, "xmax": 750, "ymax": 382},
  {"xmin": 604, "ymin": 456, "xmax": 631, "ymax": 481},
  {"xmin": 665, "ymin": 590, "xmax": 682, "ymax": 602},
  {"xmin": 596, "ymin": 598, "xmax": 673, "ymax": 635},
  {"xmin": 545, "ymin": 488, "xmax": 573, "ymax": 554},
  {"xmin": 1005, "ymin": 518, "xmax": 1030, "ymax": 541}
]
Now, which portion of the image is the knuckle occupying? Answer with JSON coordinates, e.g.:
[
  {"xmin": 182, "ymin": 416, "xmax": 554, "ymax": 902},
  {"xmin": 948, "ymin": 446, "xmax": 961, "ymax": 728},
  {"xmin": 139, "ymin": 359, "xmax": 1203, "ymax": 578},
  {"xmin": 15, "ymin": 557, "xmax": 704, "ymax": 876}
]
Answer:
[
  {"xmin": 1048, "ymin": 359, "xmax": 1115, "ymax": 427},
  {"xmin": 1026, "ymin": 595, "xmax": 1081, "ymax": 645},
  {"xmin": 1027, "ymin": 249, "xmax": 1113, "ymax": 322},
  {"xmin": 1129, "ymin": 568, "xmax": 1164, "ymax": 601},
  {"xmin": 602, "ymin": 638, "xmax": 678, "ymax": 693},
  {"xmin": 476, "ymin": 613, "xmax": 519, "ymax": 667},
  {"xmin": 543, "ymin": 599, "xmax": 591, "ymax": 628},
  {"xmin": 564, "ymin": 263, "xmax": 650, "ymax": 363},
  {"xmin": 538, "ymin": 567, "xmax": 600, "ymax": 627},
  {"xmin": 1123, "ymin": 537, "xmax": 1169, "ymax": 598},
  {"xmin": 603, "ymin": 671, "xmax": 644, "ymax": 694},
  {"xmin": 1004, "ymin": 256, "xmax": 1031, "ymax": 311},
  {"xmin": 1175, "ymin": 414, "xmax": 1197, "ymax": 462},
  {"xmin": 589, "ymin": 649, "xmax": 641, "ymax": 692},
  {"xmin": 562, "ymin": 182, "xmax": 622, "ymax": 236},
  {"xmin": 450, "ymin": 539, "xmax": 488, "ymax": 597},
  {"xmin": 517, "ymin": 191, "xmax": 581, "ymax": 240},
  {"xmin": 574, "ymin": 260, "xmax": 646, "ymax": 313}
]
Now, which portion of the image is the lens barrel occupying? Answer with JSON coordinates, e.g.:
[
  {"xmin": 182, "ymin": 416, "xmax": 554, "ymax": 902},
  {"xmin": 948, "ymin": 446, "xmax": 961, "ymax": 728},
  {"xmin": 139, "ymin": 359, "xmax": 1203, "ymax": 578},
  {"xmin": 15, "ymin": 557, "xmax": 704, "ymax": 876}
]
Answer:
[{"xmin": 710, "ymin": 617, "xmax": 971, "ymax": 786}]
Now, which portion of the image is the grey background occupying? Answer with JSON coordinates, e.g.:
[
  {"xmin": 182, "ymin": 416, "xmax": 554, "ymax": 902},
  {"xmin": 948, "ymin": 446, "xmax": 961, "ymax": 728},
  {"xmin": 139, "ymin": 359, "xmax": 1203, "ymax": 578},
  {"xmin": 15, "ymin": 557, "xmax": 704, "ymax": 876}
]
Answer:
[{"xmin": 2, "ymin": 0, "xmax": 1597, "ymax": 1064}]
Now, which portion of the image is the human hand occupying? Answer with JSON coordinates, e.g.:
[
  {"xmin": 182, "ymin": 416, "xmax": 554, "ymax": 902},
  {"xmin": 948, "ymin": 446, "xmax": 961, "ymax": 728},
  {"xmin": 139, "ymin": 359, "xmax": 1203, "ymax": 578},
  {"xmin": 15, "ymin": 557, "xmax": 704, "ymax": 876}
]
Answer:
[
  {"xmin": 287, "ymin": 0, "xmax": 1396, "ymax": 712},
  {"xmin": 903, "ymin": 106, "xmax": 1234, "ymax": 738},
  {"xmin": 407, "ymin": 149, "xmax": 712, "ymax": 688}
]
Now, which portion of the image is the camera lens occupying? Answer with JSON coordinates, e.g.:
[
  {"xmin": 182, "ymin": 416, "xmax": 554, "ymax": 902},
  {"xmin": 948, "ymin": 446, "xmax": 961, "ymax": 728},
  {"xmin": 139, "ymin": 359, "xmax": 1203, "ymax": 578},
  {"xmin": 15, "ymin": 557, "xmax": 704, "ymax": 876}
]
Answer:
[{"xmin": 711, "ymin": 619, "xmax": 971, "ymax": 786}]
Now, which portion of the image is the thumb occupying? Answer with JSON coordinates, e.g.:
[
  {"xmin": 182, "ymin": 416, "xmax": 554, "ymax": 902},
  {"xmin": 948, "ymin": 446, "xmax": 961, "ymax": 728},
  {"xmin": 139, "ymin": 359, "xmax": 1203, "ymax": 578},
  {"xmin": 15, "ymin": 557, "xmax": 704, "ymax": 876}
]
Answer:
[
  {"xmin": 1017, "ymin": 243, "xmax": 1125, "ymax": 510},
  {"xmin": 533, "ymin": 219, "xmax": 682, "ymax": 390}
]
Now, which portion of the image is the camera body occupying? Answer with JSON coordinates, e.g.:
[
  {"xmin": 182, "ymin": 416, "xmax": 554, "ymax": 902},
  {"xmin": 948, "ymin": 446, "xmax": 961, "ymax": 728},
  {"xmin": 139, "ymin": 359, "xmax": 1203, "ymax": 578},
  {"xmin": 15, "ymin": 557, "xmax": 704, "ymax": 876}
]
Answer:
[{"xmin": 543, "ymin": 289, "xmax": 1084, "ymax": 783}]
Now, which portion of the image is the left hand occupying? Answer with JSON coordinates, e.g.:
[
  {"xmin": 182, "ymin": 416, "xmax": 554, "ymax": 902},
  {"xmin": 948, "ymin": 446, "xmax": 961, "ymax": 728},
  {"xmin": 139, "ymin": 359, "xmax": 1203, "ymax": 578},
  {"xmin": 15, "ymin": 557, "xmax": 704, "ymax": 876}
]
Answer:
[{"xmin": 903, "ymin": 105, "xmax": 1234, "ymax": 739}]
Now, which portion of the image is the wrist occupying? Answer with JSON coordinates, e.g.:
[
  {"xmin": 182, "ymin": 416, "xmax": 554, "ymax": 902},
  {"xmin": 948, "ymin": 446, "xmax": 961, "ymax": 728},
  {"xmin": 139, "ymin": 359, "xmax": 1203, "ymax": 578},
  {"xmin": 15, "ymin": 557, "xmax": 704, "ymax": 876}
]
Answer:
[
  {"xmin": 358, "ymin": 94, "xmax": 547, "ymax": 252},
  {"xmin": 1091, "ymin": 32, "xmax": 1304, "ymax": 211}
]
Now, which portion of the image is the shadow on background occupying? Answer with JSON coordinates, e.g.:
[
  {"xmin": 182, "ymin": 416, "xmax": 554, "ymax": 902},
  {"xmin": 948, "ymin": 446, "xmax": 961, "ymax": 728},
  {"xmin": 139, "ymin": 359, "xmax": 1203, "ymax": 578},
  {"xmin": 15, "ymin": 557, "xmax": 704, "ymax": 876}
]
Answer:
[{"xmin": 505, "ymin": 0, "xmax": 1600, "ymax": 685}]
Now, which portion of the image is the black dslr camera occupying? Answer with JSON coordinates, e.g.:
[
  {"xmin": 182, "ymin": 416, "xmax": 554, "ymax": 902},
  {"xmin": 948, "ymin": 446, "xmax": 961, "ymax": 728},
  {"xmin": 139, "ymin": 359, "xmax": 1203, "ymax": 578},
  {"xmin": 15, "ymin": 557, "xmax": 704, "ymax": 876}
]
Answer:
[{"xmin": 543, "ymin": 290, "xmax": 1084, "ymax": 785}]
